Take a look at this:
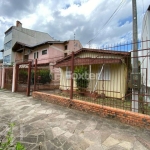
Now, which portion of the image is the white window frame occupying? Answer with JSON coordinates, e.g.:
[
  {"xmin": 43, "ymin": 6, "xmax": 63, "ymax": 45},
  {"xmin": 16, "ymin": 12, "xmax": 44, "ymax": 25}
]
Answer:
[
  {"xmin": 66, "ymin": 67, "xmax": 71, "ymax": 79},
  {"xmin": 4, "ymin": 40, "xmax": 12, "ymax": 51},
  {"xmin": 98, "ymin": 65, "xmax": 110, "ymax": 81},
  {"xmin": 34, "ymin": 52, "xmax": 38, "ymax": 59},
  {"xmin": 4, "ymin": 55, "xmax": 11, "ymax": 64},
  {"xmin": 42, "ymin": 49, "xmax": 47, "ymax": 55}
]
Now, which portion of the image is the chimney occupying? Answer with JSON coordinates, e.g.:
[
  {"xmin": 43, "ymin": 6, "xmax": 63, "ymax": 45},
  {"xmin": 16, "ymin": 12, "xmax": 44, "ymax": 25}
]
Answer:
[{"xmin": 16, "ymin": 21, "xmax": 22, "ymax": 27}]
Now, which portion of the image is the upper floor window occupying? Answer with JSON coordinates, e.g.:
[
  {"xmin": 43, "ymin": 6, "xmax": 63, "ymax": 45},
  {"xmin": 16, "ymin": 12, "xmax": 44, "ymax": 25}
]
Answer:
[
  {"xmin": 4, "ymin": 40, "xmax": 12, "ymax": 51},
  {"xmin": 65, "ymin": 45, "xmax": 68, "ymax": 50},
  {"xmin": 4, "ymin": 55, "xmax": 11, "ymax": 64},
  {"xmin": 34, "ymin": 52, "xmax": 38, "ymax": 59},
  {"xmin": 42, "ymin": 49, "xmax": 47, "ymax": 55}
]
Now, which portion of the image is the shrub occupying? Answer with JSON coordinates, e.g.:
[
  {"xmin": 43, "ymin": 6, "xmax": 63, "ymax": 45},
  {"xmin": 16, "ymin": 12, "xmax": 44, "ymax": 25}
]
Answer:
[
  {"xmin": 37, "ymin": 69, "xmax": 52, "ymax": 84},
  {"xmin": 18, "ymin": 69, "xmax": 28, "ymax": 83},
  {"xmin": 74, "ymin": 66, "xmax": 89, "ymax": 91}
]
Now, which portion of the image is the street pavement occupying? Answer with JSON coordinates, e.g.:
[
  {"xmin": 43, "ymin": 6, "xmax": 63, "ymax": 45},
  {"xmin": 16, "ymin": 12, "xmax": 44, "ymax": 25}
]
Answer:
[{"xmin": 0, "ymin": 89, "xmax": 150, "ymax": 150}]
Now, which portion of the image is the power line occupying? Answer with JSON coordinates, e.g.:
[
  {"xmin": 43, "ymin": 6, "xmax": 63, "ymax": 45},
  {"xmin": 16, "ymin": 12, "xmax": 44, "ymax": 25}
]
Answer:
[{"xmin": 87, "ymin": 0, "xmax": 126, "ymax": 46}]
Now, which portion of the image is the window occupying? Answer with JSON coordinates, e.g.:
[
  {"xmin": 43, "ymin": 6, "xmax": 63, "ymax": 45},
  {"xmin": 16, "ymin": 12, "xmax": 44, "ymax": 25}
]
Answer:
[
  {"xmin": 66, "ymin": 67, "xmax": 71, "ymax": 79},
  {"xmin": 98, "ymin": 65, "xmax": 110, "ymax": 80},
  {"xmin": 65, "ymin": 45, "xmax": 68, "ymax": 50},
  {"xmin": 4, "ymin": 55, "xmax": 11, "ymax": 64},
  {"xmin": 42, "ymin": 50, "xmax": 47, "ymax": 55},
  {"xmin": 4, "ymin": 40, "xmax": 12, "ymax": 51},
  {"xmin": 34, "ymin": 52, "xmax": 38, "ymax": 59}
]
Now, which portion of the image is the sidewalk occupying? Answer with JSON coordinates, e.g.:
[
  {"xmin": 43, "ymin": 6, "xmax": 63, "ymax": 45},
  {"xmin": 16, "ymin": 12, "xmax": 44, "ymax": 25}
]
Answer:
[{"xmin": 0, "ymin": 90, "xmax": 150, "ymax": 150}]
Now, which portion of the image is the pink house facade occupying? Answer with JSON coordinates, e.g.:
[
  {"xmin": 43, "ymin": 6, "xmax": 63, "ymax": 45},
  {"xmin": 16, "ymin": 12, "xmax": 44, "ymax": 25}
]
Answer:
[
  {"xmin": 13, "ymin": 40, "xmax": 82, "ymax": 62},
  {"xmin": 12, "ymin": 40, "xmax": 82, "ymax": 80}
]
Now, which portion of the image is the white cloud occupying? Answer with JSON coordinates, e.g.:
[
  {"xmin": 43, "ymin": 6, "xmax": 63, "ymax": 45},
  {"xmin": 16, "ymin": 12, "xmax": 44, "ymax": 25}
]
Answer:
[{"xmin": 0, "ymin": 0, "xmax": 150, "ymax": 59}]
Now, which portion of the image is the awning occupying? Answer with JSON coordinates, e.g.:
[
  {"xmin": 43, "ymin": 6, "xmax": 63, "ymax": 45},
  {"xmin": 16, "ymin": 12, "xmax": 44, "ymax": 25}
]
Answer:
[{"xmin": 55, "ymin": 58, "xmax": 122, "ymax": 68}]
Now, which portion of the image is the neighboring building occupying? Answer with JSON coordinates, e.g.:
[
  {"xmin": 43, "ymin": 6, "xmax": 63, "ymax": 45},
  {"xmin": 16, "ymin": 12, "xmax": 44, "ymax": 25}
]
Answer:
[
  {"xmin": 12, "ymin": 40, "xmax": 82, "ymax": 80},
  {"xmin": 141, "ymin": 5, "xmax": 150, "ymax": 104},
  {"xmin": 3, "ymin": 21, "xmax": 54, "ymax": 65},
  {"xmin": 55, "ymin": 48, "xmax": 131, "ymax": 99},
  {"xmin": 12, "ymin": 40, "xmax": 82, "ymax": 63}
]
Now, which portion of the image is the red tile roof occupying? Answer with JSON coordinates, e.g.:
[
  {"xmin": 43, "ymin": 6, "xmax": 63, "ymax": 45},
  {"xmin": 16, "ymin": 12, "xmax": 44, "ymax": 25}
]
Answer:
[
  {"xmin": 55, "ymin": 57, "xmax": 122, "ymax": 67},
  {"xmin": 55, "ymin": 48, "xmax": 130, "ymax": 67}
]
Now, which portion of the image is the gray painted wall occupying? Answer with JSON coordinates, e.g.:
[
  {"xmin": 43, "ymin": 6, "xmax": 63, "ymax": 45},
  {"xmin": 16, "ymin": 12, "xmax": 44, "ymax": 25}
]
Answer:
[{"xmin": 3, "ymin": 26, "xmax": 54, "ymax": 64}]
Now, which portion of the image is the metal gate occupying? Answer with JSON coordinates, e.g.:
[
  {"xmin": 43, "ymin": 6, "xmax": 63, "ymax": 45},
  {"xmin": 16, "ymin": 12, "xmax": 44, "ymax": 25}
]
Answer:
[{"xmin": 4, "ymin": 67, "xmax": 13, "ymax": 90}]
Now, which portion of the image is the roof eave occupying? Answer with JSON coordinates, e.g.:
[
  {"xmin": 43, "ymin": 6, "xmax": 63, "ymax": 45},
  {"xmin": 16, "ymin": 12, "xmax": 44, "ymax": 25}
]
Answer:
[{"xmin": 5, "ymin": 26, "xmax": 13, "ymax": 34}]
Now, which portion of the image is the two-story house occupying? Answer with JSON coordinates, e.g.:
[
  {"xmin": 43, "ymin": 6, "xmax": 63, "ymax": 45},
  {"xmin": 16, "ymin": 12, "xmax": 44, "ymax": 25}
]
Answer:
[{"xmin": 12, "ymin": 40, "xmax": 82, "ymax": 80}]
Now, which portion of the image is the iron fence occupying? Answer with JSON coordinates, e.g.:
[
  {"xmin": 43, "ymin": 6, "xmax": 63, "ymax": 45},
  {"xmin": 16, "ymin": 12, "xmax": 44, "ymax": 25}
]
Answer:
[{"xmin": 54, "ymin": 40, "xmax": 150, "ymax": 115}]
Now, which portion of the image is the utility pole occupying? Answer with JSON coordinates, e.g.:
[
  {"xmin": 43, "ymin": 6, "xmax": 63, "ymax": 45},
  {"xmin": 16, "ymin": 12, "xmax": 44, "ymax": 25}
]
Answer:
[{"xmin": 132, "ymin": 0, "xmax": 139, "ymax": 112}]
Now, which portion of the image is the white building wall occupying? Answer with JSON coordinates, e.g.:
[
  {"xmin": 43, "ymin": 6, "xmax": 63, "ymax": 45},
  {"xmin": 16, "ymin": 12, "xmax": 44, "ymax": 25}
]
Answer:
[{"xmin": 141, "ymin": 7, "xmax": 150, "ymax": 104}]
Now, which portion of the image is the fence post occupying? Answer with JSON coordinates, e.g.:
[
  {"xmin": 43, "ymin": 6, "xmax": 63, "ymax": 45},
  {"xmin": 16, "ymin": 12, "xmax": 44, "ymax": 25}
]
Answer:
[
  {"xmin": 34, "ymin": 59, "xmax": 37, "ymax": 91},
  {"xmin": 15, "ymin": 64, "xmax": 19, "ymax": 92},
  {"xmin": 27, "ymin": 62, "xmax": 31, "ymax": 96},
  {"xmin": 0, "ymin": 65, "xmax": 2, "ymax": 88},
  {"xmin": 12, "ymin": 63, "xmax": 16, "ymax": 92},
  {"xmin": 70, "ymin": 52, "xmax": 74, "ymax": 99},
  {"xmin": 1, "ymin": 66, "xmax": 5, "ymax": 89}
]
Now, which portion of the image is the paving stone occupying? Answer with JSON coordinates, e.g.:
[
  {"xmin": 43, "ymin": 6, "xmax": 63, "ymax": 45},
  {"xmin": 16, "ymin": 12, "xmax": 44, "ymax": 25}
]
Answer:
[
  {"xmin": 52, "ymin": 127, "xmax": 66, "ymax": 138},
  {"xmin": 110, "ymin": 133, "xmax": 136, "ymax": 143},
  {"xmin": 76, "ymin": 122, "xmax": 87, "ymax": 131},
  {"xmin": 118, "ymin": 141, "xmax": 133, "ymax": 149},
  {"xmin": 57, "ymin": 134, "xmax": 68, "ymax": 145},
  {"xmin": 86, "ymin": 144, "xmax": 104, "ymax": 150},
  {"xmin": 102, "ymin": 136, "xmax": 120, "ymax": 147},
  {"xmin": 108, "ymin": 145, "xmax": 126, "ymax": 150},
  {"xmin": 38, "ymin": 133, "xmax": 45, "ymax": 143},
  {"xmin": 29, "ymin": 120, "xmax": 48, "ymax": 129},
  {"xmin": 21, "ymin": 135, "xmax": 37, "ymax": 143},
  {"xmin": 50, "ymin": 137, "xmax": 62, "ymax": 147},
  {"xmin": 100, "ymin": 130, "xmax": 112, "ymax": 143},
  {"xmin": 46, "ymin": 141, "xmax": 59, "ymax": 150},
  {"xmin": 83, "ymin": 130, "xmax": 101, "ymax": 143},
  {"xmin": 133, "ymin": 140, "xmax": 149, "ymax": 150},
  {"xmin": 44, "ymin": 128, "xmax": 54, "ymax": 141},
  {"xmin": 64, "ymin": 132, "xmax": 73, "ymax": 138},
  {"xmin": 62, "ymin": 141, "xmax": 73, "ymax": 150},
  {"xmin": 0, "ymin": 90, "xmax": 150, "ymax": 150}
]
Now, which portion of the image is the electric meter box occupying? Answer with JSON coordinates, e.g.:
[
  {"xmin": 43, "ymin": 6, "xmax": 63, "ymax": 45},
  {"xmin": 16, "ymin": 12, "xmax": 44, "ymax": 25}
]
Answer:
[{"xmin": 131, "ymin": 73, "xmax": 141, "ymax": 89}]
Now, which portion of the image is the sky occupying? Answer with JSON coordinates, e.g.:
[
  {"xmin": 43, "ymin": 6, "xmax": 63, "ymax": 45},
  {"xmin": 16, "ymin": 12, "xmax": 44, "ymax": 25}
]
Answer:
[{"xmin": 0, "ymin": 0, "xmax": 149, "ymax": 59}]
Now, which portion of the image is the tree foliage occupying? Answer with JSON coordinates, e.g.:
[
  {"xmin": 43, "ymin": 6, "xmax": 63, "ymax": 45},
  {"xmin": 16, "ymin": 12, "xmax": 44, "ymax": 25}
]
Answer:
[{"xmin": 74, "ymin": 66, "xmax": 89, "ymax": 91}]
